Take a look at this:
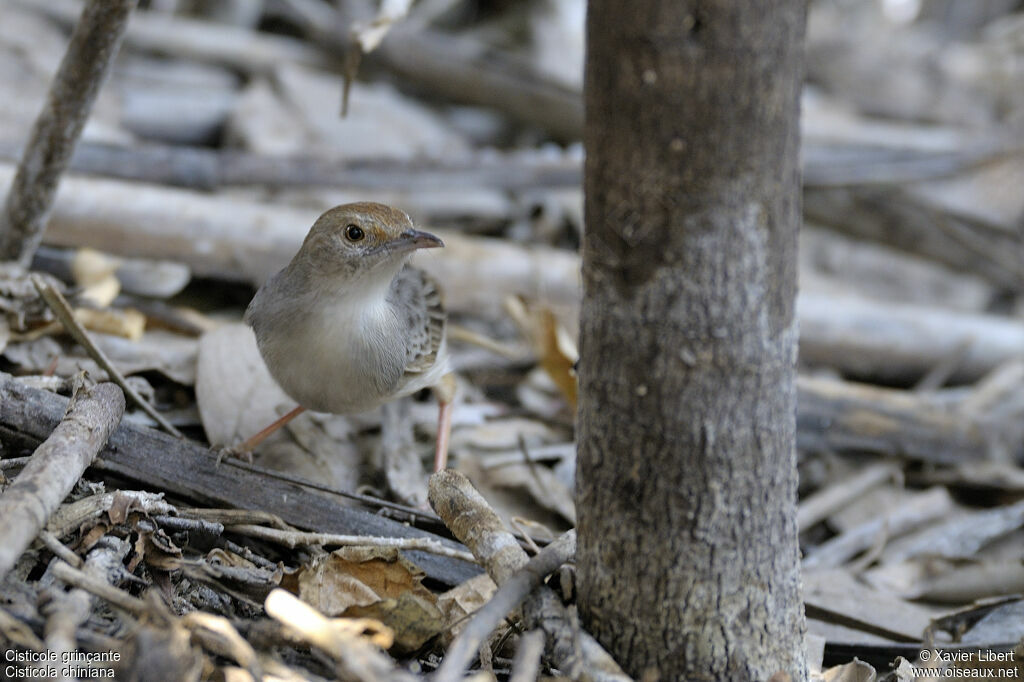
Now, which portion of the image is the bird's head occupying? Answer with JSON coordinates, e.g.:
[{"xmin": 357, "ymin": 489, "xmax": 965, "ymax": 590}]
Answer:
[{"xmin": 293, "ymin": 202, "xmax": 444, "ymax": 281}]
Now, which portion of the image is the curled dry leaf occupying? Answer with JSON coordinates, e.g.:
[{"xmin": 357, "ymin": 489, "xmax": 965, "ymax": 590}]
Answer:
[
  {"xmin": 265, "ymin": 588, "xmax": 395, "ymax": 651},
  {"xmin": 436, "ymin": 572, "xmax": 497, "ymax": 641},
  {"xmin": 816, "ymin": 658, "xmax": 876, "ymax": 682},
  {"xmin": 138, "ymin": 526, "xmax": 184, "ymax": 571},
  {"xmin": 297, "ymin": 546, "xmax": 444, "ymax": 652},
  {"xmin": 505, "ymin": 296, "xmax": 577, "ymax": 407}
]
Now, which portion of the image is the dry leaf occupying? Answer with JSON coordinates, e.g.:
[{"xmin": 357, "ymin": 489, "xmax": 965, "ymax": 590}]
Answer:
[
  {"xmin": 74, "ymin": 307, "xmax": 146, "ymax": 340},
  {"xmin": 538, "ymin": 308, "xmax": 578, "ymax": 407},
  {"xmin": 139, "ymin": 527, "xmax": 184, "ymax": 571},
  {"xmin": 196, "ymin": 323, "xmax": 293, "ymax": 446},
  {"xmin": 298, "ymin": 547, "xmax": 434, "ymax": 614},
  {"xmin": 297, "ymin": 547, "xmax": 443, "ymax": 652},
  {"xmin": 346, "ymin": 591, "xmax": 444, "ymax": 653},
  {"xmin": 485, "ymin": 461, "xmax": 575, "ymax": 524},
  {"xmin": 505, "ymin": 297, "xmax": 578, "ymax": 407},
  {"xmin": 437, "ymin": 572, "xmax": 497, "ymax": 640},
  {"xmin": 5, "ymin": 330, "xmax": 198, "ymax": 384},
  {"xmin": 818, "ymin": 659, "xmax": 876, "ymax": 682}
]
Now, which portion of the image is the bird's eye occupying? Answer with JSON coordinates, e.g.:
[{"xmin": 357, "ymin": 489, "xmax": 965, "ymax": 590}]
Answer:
[{"xmin": 344, "ymin": 224, "xmax": 365, "ymax": 241}]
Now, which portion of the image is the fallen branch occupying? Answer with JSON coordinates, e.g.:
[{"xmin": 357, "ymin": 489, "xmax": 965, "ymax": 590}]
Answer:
[
  {"xmin": 433, "ymin": 530, "xmax": 576, "ymax": 682},
  {"xmin": 0, "ymin": 137, "xmax": 1010, "ymax": 194},
  {"xmin": 0, "ymin": 164, "xmax": 581, "ymax": 315},
  {"xmin": 15, "ymin": 0, "xmax": 330, "ymax": 75},
  {"xmin": 798, "ymin": 291, "xmax": 1024, "ymax": 383},
  {"xmin": 225, "ymin": 524, "xmax": 477, "ymax": 562},
  {"xmin": 50, "ymin": 557, "xmax": 147, "ymax": 616},
  {"xmin": 508, "ymin": 629, "xmax": 546, "ymax": 682},
  {"xmin": 0, "ymin": 373, "xmax": 477, "ymax": 586},
  {"xmin": 801, "ymin": 487, "xmax": 954, "ymax": 570},
  {"xmin": 805, "ymin": 186, "xmax": 1023, "ymax": 291},
  {"xmin": 428, "ymin": 469, "xmax": 630, "ymax": 682},
  {"xmin": 797, "ymin": 375, "xmax": 1018, "ymax": 463},
  {"xmin": 43, "ymin": 536, "xmax": 130, "ymax": 662},
  {"xmin": 798, "ymin": 463, "xmax": 900, "ymax": 531},
  {"xmin": 0, "ymin": 139, "xmax": 582, "ymax": 193},
  {"xmin": 0, "ymin": 382, "xmax": 125, "ymax": 581}
]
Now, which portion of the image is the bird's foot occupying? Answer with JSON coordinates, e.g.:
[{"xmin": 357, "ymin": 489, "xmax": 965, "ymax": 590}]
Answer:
[{"xmin": 212, "ymin": 443, "xmax": 254, "ymax": 466}]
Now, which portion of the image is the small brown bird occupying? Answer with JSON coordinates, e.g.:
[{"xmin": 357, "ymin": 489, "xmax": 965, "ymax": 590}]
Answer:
[{"xmin": 237, "ymin": 202, "xmax": 453, "ymax": 471}]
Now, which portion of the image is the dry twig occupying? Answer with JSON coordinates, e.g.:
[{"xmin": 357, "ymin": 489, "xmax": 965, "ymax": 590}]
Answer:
[
  {"xmin": 433, "ymin": 531, "xmax": 575, "ymax": 682},
  {"xmin": 226, "ymin": 524, "xmax": 477, "ymax": 562},
  {"xmin": 428, "ymin": 469, "xmax": 630, "ymax": 682},
  {"xmin": 0, "ymin": 382, "xmax": 124, "ymax": 581},
  {"xmin": 32, "ymin": 275, "xmax": 183, "ymax": 438}
]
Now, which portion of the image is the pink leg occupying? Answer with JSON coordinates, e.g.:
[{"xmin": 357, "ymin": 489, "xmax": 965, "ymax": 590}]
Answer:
[
  {"xmin": 432, "ymin": 373, "xmax": 456, "ymax": 472},
  {"xmin": 239, "ymin": 405, "xmax": 306, "ymax": 452},
  {"xmin": 433, "ymin": 399, "xmax": 453, "ymax": 472}
]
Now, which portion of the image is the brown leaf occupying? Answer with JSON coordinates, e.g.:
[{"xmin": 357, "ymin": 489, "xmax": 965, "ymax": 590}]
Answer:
[
  {"xmin": 346, "ymin": 591, "xmax": 444, "ymax": 653},
  {"xmin": 297, "ymin": 547, "xmax": 443, "ymax": 651},
  {"xmin": 437, "ymin": 572, "xmax": 497, "ymax": 640}
]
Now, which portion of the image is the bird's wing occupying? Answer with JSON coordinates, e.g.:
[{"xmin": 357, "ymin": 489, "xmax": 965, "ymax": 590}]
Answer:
[{"xmin": 390, "ymin": 265, "xmax": 445, "ymax": 375}]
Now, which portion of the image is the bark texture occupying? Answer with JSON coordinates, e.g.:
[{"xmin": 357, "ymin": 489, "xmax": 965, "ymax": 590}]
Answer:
[{"xmin": 578, "ymin": 2, "xmax": 808, "ymax": 680}]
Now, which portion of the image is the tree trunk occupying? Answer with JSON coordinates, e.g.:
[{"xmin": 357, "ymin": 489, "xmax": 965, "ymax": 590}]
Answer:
[{"xmin": 577, "ymin": 2, "xmax": 808, "ymax": 680}]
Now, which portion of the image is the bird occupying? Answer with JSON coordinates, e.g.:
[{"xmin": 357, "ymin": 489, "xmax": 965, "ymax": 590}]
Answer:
[{"xmin": 234, "ymin": 202, "xmax": 454, "ymax": 471}]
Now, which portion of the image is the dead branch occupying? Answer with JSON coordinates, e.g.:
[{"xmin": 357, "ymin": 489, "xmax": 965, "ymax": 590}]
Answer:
[
  {"xmin": 428, "ymin": 469, "xmax": 630, "ymax": 682},
  {"xmin": 508, "ymin": 629, "xmax": 545, "ymax": 682},
  {"xmin": 16, "ymin": 0, "xmax": 331, "ymax": 75},
  {"xmin": 0, "ymin": 373, "xmax": 478, "ymax": 586},
  {"xmin": 433, "ymin": 530, "xmax": 576, "ymax": 682},
  {"xmin": 799, "ymin": 292, "xmax": 1024, "ymax": 383},
  {"xmin": 802, "ymin": 487, "xmax": 955, "ymax": 570},
  {"xmin": 0, "ymin": 381, "xmax": 125, "ymax": 581},
  {"xmin": 0, "ymin": 139, "xmax": 582, "ymax": 193},
  {"xmin": 225, "ymin": 524, "xmax": 477, "ymax": 562},
  {"xmin": 50, "ymin": 558, "xmax": 147, "ymax": 615},
  {"xmin": 47, "ymin": 490, "xmax": 175, "ymax": 539},
  {"xmin": 805, "ymin": 186, "xmax": 1023, "ymax": 291},
  {"xmin": 798, "ymin": 463, "xmax": 900, "ymax": 531},
  {"xmin": 43, "ymin": 535, "xmax": 130, "ymax": 662},
  {"xmin": 371, "ymin": 28, "xmax": 582, "ymax": 140},
  {"xmin": 0, "ymin": 137, "xmax": 1012, "ymax": 194},
  {"xmin": 0, "ymin": 164, "xmax": 581, "ymax": 315},
  {"xmin": 0, "ymin": 0, "xmax": 135, "ymax": 266},
  {"xmin": 797, "ymin": 375, "xmax": 1019, "ymax": 463}
]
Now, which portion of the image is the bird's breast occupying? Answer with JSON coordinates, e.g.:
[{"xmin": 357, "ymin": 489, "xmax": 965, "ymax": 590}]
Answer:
[{"xmin": 258, "ymin": 297, "xmax": 406, "ymax": 414}]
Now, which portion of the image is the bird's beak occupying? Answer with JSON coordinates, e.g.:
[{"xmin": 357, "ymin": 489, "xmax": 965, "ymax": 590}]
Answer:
[{"xmin": 391, "ymin": 228, "xmax": 444, "ymax": 253}]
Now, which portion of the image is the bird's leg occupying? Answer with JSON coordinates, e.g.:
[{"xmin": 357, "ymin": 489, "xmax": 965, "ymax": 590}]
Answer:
[
  {"xmin": 432, "ymin": 373, "xmax": 456, "ymax": 472},
  {"xmin": 219, "ymin": 405, "xmax": 307, "ymax": 463}
]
